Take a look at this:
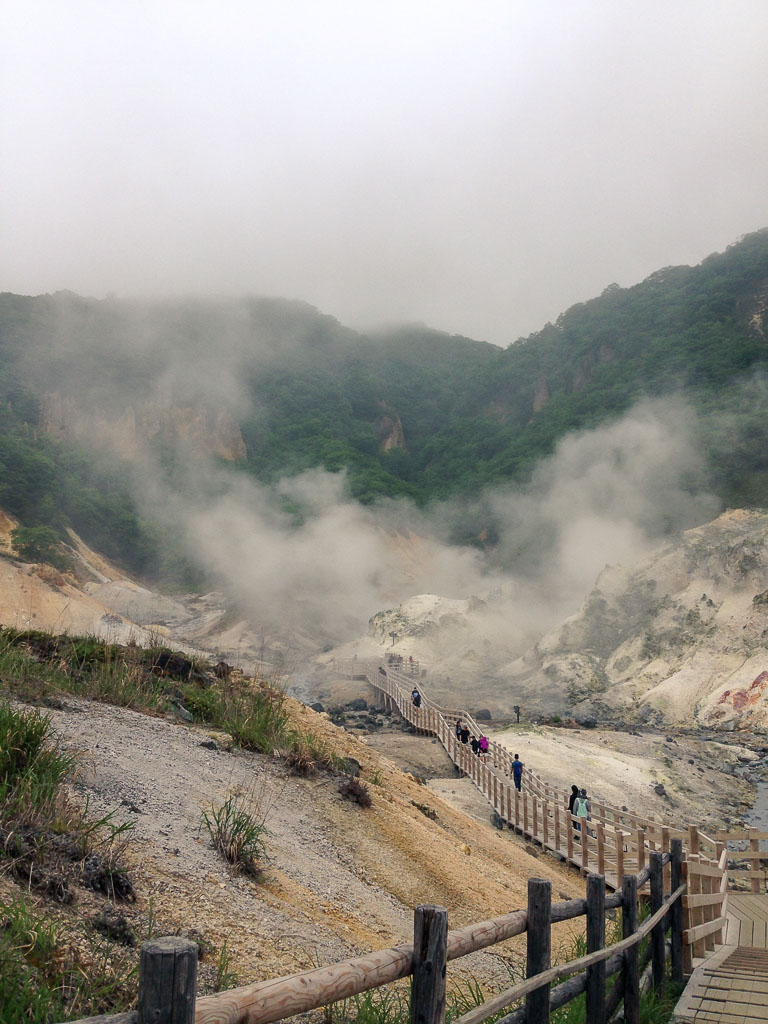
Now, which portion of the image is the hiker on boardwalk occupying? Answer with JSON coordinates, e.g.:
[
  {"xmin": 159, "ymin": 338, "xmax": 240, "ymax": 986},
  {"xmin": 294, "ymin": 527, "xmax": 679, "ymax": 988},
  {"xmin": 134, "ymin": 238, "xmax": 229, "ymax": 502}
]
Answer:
[
  {"xmin": 455, "ymin": 718, "xmax": 462, "ymax": 740},
  {"xmin": 574, "ymin": 788, "xmax": 590, "ymax": 833},
  {"xmin": 411, "ymin": 688, "xmax": 421, "ymax": 708},
  {"xmin": 459, "ymin": 724, "xmax": 470, "ymax": 745},
  {"xmin": 511, "ymin": 753, "xmax": 524, "ymax": 791},
  {"xmin": 479, "ymin": 735, "xmax": 489, "ymax": 764},
  {"xmin": 568, "ymin": 785, "xmax": 579, "ymax": 817},
  {"xmin": 470, "ymin": 735, "xmax": 480, "ymax": 756}
]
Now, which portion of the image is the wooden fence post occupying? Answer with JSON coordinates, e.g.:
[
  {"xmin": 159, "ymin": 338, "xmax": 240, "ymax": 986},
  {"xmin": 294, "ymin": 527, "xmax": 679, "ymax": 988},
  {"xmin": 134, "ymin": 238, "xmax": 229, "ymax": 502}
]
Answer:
[
  {"xmin": 682, "ymin": 858, "xmax": 693, "ymax": 977},
  {"xmin": 622, "ymin": 874, "xmax": 640, "ymax": 1024},
  {"xmin": 581, "ymin": 820, "xmax": 589, "ymax": 872},
  {"xmin": 525, "ymin": 879, "xmax": 551, "ymax": 1024},
  {"xmin": 596, "ymin": 824, "xmax": 605, "ymax": 876},
  {"xmin": 649, "ymin": 851, "xmax": 665, "ymax": 993},
  {"xmin": 411, "ymin": 905, "xmax": 448, "ymax": 1024},
  {"xmin": 616, "ymin": 830, "xmax": 625, "ymax": 883},
  {"xmin": 688, "ymin": 824, "xmax": 699, "ymax": 857},
  {"xmin": 567, "ymin": 813, "xmax": 574, "ymax": 865},
  {"xmin": 670, "ymin": 838, "xmax": 684, "ymax": 983},
  {"xmin": 585, "ymin": 874, "xmax": 605, "ymax": 1024},
  {"xmin": 138, "ymin": 937, "xmax": 197, "ymax": 1024},
  {"xmin": 661, "ymin": 826, "xmax": 671, "ymax": 893},
  {"xmin": 751, "ymin": 828, "xmax": 761, "ymax": 894}
]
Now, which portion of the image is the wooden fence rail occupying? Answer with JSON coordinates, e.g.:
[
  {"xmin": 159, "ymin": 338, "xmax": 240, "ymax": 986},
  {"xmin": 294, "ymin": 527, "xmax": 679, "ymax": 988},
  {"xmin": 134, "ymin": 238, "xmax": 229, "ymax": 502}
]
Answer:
[
  {"xmin": 361, "ymin": 662, "xmax": 758, "ymax": 893},
  {"xmin": 60, "ymin": 845, "xmax": 691, "ymax": 1024}
]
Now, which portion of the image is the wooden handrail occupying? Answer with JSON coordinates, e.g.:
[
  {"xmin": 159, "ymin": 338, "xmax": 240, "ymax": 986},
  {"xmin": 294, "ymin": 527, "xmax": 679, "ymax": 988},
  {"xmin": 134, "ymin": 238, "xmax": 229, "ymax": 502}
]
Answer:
[
  {"xmin": 366, "ymin": 662, "xmax": 712, "ymax": 889},
  {"xmin": 455, "ymin": 883, "xmax": 686, "ymax": 1024}
]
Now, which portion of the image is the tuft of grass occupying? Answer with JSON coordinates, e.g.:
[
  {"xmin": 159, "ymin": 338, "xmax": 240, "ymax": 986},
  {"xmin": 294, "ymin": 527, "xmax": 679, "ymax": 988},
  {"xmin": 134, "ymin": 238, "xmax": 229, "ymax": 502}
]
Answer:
[
  {"xmin": 221, "ymin": 686, "xmax": 290, "ymax": 753},
  {"xmin": 285, "ymin": 730, "xmax": 345, "ymax": 776},
  {"xmin": 210, "ymin": 940, "xmax": 239, "ymax": 993},
  {"xmin": 201, "ymin": 786, "xmax": 270, "ymax": 878},
  {"xmin": 0, "ymin": 894, "xmax": 137, "ymax": 1023},
  {"xmin": 0, "ymin": 700, "xmax": 78, "ymax": 830}
]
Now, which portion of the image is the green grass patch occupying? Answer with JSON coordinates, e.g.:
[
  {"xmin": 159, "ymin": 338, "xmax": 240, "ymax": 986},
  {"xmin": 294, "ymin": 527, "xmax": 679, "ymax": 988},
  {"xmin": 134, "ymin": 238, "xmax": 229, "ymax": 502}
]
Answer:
[
  {"xmin": 201, "ymin": 785, "xmax": 270, "ymax": 879},
  {"xmin": 0, "ymin": 700, "xmax": 78, "ymax": 830},
  {"xmin": 0, "ymin": 894, "xmax": 137, "ymax": 1023}
]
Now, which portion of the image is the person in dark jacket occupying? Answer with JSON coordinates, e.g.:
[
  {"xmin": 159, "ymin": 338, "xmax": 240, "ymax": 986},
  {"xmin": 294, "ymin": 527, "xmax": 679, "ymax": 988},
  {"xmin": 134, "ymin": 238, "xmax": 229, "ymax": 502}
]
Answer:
[{"xmin": 568, "ymin": 785, "xmax": 579, "ymax": 815}]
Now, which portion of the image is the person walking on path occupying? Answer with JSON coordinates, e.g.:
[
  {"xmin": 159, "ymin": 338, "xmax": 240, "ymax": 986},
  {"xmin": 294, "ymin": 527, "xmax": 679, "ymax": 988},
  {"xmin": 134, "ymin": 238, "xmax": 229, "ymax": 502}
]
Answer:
[
  {"xmin": 459, "ymin": 724, "xmax": 470, "ymax": 745},
  {"xmin": 411, "ymin": 688, "xmax": 421, "ymax": 708},
  {"xmin": 470, "ymin": 736, "xmax": 480, "ymax": 756},
  {"xmin": 568, "ymin": 785, "xmax": 579, "ymax": 816},
  {"xmin": 455, "ymin": 719, "xmax": 462, "ymax": 740},
  {"xmin": 574, "ymin": 788, "xmax": 590, "ymax": 833},
  {"xmin": 511, "ymin": 753, "xmax": 524, "ymax": 791},
  {"xmin": 479, "ymin": 735, "xmax": 489, "ymax": 764}
]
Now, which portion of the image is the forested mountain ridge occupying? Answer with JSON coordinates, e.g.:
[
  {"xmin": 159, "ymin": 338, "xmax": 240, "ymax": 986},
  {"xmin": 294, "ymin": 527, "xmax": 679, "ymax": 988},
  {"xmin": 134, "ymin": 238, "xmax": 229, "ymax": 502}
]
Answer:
[{"xmin": 1, "ymin": 228, "xmax": 767, "ymax": 583}]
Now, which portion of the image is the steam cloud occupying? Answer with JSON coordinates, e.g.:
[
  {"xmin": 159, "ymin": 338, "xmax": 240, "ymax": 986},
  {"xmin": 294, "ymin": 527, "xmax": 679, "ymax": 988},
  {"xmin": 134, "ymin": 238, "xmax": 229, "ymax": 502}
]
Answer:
[{"xmin": 130, "ymin": 396, "xmax": 719, "ymax": 659}]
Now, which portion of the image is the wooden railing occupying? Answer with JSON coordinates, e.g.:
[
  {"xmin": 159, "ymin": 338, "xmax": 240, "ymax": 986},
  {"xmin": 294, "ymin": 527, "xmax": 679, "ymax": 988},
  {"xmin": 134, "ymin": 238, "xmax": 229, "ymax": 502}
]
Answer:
[
  {"xmin": 357, "ymin": 661, "xmax": 724, "ymax": 892},
  {"xmin": 58, "ymin": 848, "xmax": 687, "ymax": 1024}
]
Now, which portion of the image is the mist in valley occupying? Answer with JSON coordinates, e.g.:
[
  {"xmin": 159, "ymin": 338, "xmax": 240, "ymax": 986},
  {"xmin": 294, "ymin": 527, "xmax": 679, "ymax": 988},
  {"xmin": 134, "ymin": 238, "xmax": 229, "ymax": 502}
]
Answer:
[{"xmin": 3, "ymin": 3, "xmax": 767, "ymax": 685}]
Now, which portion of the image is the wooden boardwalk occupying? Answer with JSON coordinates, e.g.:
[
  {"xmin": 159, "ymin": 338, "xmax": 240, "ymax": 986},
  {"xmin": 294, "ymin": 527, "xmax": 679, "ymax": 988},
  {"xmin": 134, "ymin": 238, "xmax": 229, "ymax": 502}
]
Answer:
[
  {"xmin": 674, "ymin": 896, "xmax": 768, "ymax": 1023},
  {"xmin": 344, "ymin": 659, "xmax": 768, "ymax": 1024}
]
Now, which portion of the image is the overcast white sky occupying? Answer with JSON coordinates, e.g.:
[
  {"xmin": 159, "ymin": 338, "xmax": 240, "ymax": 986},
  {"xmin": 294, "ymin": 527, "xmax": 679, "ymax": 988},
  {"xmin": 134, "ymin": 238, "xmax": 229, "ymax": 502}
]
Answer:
[{"xmin": 2, "ymin": 1, "xmax": 767, "ymax": 346}]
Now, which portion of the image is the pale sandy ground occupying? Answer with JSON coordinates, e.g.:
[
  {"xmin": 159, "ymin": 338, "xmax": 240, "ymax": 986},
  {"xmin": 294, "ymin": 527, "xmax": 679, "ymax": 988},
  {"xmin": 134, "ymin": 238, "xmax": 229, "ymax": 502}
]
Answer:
[{"xmin": 0, "ymin": 692, "xmax": 586, "ymax": 996}]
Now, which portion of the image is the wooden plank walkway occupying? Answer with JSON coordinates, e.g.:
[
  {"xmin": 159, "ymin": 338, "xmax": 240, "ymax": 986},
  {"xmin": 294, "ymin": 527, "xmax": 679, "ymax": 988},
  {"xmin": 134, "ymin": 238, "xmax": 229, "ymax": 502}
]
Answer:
[
  {"xmin": 347, "ymin": 658, "xmax": 768, "ymax": 1022},
  {"xmin": 674, "ymin": 896, "xmax": 768, "ymax": 1022}
]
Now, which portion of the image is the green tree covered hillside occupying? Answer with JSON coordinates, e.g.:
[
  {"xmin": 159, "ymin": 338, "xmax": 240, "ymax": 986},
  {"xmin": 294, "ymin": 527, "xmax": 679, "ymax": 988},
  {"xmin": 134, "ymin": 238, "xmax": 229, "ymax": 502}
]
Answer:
[{"xmin": 0, "ymin": 229, "xmax": 767, "ymax": 581}]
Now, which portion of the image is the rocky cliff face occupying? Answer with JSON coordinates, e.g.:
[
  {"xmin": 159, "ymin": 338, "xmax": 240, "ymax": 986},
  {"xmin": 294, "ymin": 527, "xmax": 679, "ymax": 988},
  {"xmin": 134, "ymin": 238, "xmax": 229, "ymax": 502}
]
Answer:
[
  {"xmin": 375, "ymin": 405, "xmax": 406, "ymax": 451},
  {"xmin": 504, "ymin": 509, "xmax": 768, "ymax": 731},
  {"xmin": 41, "ymin": 392, "xmax": 246, "ymax": 461}
]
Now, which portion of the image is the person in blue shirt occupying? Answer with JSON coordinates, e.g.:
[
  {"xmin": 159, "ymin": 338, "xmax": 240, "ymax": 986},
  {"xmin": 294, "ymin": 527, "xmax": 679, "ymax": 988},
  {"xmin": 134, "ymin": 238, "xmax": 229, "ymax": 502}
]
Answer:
[{"xmin": 511, "ymin": 753, "xmax": 524, "ymax": 791}]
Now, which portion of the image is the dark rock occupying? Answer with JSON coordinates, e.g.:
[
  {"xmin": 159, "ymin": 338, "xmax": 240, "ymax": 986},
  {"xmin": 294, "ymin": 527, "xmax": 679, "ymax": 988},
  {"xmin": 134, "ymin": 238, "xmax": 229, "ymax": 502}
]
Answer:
[
  {"xmin": 654, "ymin": 783, "xmax": 666, "ymax": 796},
  {"xmin": 407, "ymin": 772, "xmax": 426, "ymax": 785},
  {"xmin": 338, "ymin": 777, "xmax": 372, "ymax": 807},
  {"xmin": 475, "ymin": 709, "xmax": 492, "ymax": 721},
  {"xmin": 91, "ymin": 910, "xmax": 136, "ymax": 947},
  {"xmin": 347, "ymin": 698, "xmax": 368, "ymax": 712},
  {"xmin": 490, "ymin": 810, "xmax": 506, "ymax": 830},
  {"xmin": 665, "ymin": 736, "xmax": 675, "ymax": 743},
  {"xmin": 576, "ymin": 716, "xmax": 597, "ymax": 729},
  {"xmin": 213, "ymin": 660, "xmax": 233, "ymax": 678},
  {"xmin": 344, "ymin": 757, "xmax": 361, "ymax": 778},
  {"xmin": 524, "ymin": 844, "xmax": 539, "ymax": 858},
  {"xmin": 622, "ymin": 806, "xmax": 628, "ymax": 812},
  {"xmin": 688, "ymin": 758, "xmax": 695, "ymax": 764},
  {"xmin": 310, "ymin": 702, "xmax": 325, "ymax": 713},
  {"xmin": 81, "ymin": 854, "xmax": 135, "ymax": 902},
  {"xmin": 170, "ymin": 701, "xmax": 194, "ymax": 723},
  {"xmin": 151, "ymin": 651, "xmax": 193, "ymax": 680},
  {"xmin": 199, "ymin": 739, "xmax": 219, "ymax": 751},
  {"xmin": 121, "ymin": 798, "xmax": 142, "ymax": 813}
]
